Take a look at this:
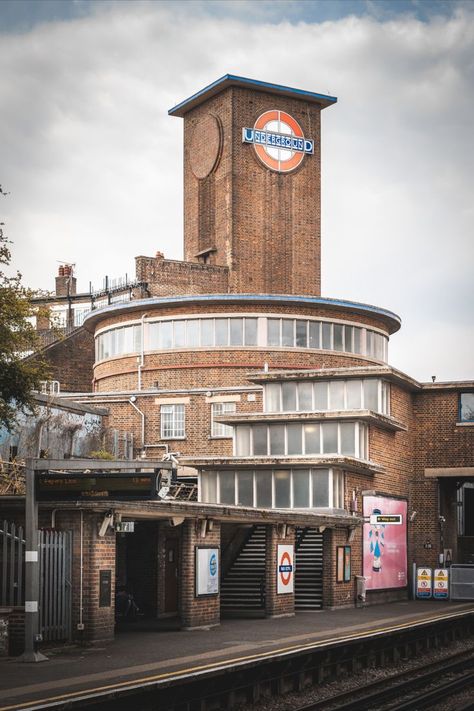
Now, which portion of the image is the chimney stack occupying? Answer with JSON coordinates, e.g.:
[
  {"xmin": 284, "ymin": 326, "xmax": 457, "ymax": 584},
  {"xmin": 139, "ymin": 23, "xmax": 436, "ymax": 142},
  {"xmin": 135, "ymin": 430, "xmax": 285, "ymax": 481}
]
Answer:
[{"xmin": 55, "ymin": 264, "xmax": 77, "ymax": 297}]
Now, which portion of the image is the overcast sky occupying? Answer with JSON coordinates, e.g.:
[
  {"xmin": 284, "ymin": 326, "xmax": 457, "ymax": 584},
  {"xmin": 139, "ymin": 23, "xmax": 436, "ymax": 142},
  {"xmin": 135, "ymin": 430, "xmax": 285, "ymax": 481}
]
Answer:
[{"xmin": 0, "ymin": 0, "xmax": 472, "ymax": 382}]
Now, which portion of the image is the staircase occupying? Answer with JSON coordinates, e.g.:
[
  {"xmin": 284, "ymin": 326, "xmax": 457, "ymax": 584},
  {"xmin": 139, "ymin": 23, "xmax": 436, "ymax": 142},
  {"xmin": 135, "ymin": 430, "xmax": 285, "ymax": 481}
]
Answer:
[
  {"xmin": 295, "ymin": 528, "xmax": 324, "ymax": 610},
  {"xmin": 220, "ymin": 525, "xmax": 266, "ymax": 617}
]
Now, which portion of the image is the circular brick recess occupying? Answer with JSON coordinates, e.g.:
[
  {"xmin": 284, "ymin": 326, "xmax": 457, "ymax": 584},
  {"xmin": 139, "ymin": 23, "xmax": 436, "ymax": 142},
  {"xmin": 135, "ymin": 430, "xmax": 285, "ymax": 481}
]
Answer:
[{"xmin": 188, "ymin": 114, "xmax": 222, "ymax": 179}]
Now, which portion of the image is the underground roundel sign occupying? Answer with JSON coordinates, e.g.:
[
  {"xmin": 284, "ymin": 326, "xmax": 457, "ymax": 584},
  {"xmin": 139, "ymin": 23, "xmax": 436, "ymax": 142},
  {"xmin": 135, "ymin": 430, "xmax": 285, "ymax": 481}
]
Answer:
[
  {"xmin": 277, "ymin": 544, "xmax": 294, "ymax": 594},
  {"xmin": 242, "ymin": 110, "xmax": 314, "ymax": 173}
]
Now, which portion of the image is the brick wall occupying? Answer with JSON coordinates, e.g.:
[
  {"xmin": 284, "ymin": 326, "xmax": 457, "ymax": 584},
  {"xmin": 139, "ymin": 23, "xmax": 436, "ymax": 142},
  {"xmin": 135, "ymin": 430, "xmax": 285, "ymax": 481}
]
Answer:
[
  {"xmin": 135, "ymin": 254, "xmax": 229, "ymax": 296},
  {"xmin": 32, "ymin": 328, "xmax": 95, "ymax": 393},
  {"xmin": 410, "ymin": 388, "xmax": 474, "ymax": 568},
  {"xmin": 265, "ymin": 525, "xmax": 295, "ymax": 618},
  {"xmin": 180, "ymin": 519, "xmax": 221, "ymax": 628},
  {"xmin": 181, "ymin": 86, "xmax": 323, "ymax": 296}
]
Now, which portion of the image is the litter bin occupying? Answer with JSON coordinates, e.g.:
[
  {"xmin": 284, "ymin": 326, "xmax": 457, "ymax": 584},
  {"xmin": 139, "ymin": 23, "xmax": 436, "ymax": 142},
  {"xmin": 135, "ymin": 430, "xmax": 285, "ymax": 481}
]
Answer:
[{"xmin": 355, "ymin": 575, "xmax": 367, "ymax": 606}]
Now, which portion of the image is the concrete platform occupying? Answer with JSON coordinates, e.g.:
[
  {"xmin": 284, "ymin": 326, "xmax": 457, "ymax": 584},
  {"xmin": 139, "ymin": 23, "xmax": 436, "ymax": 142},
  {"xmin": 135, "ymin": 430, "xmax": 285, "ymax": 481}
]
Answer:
[{"xmin": 0, "ymin": 600, "xmax": 473, "ymax": 710}]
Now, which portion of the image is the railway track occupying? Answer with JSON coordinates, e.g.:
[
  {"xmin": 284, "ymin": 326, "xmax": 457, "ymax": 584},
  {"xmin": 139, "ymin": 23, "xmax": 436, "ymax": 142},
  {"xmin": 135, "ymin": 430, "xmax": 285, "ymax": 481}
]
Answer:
[{"xmin": 294, "ymin": 649, "xmax": 474, "ymax": 711}]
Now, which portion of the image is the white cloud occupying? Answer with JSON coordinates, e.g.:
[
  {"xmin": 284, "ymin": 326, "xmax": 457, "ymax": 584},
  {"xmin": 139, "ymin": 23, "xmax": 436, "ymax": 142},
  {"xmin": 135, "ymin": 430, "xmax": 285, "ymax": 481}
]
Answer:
[{"xmin": 0, "ymin": 2, "xmax": 472, "ymax": 381}]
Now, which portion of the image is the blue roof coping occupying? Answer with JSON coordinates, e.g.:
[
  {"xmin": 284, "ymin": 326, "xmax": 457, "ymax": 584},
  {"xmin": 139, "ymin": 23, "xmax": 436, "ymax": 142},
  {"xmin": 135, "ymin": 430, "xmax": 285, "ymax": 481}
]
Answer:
[
  {"xmin": 83, "ymin": 293, "xmax": 401, "ymax": 334},
  {"xmin": 169, "ymin": 74, "xmax": 337, "ymax": 117}
]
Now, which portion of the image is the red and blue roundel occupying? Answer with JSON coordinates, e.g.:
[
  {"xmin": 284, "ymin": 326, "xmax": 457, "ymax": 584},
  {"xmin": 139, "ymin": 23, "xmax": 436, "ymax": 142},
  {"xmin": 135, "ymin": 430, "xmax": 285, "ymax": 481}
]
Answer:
[{"xmin": 242, "ymin": 110, "xmax": 314, "ymax": 173}]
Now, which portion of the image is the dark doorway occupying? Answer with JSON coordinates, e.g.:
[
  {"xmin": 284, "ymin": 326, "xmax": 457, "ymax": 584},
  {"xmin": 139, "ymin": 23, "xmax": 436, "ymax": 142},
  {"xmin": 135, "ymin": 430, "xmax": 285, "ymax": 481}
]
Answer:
[
  {"xmin": 465, "ymin": 488, "xmax": 474, "ymax": 536},
  {"xmin": 164, "ymin": 538, "xmax": 179, "ymax": 614},
  {"xmin": 116, "ymin": 522, "xmax": 158, "ymax": 619}
]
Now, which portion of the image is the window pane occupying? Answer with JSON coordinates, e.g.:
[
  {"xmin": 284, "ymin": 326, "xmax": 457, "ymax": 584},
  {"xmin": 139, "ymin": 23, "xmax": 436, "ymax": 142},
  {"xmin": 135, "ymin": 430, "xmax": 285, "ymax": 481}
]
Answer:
[
  {"xmin": 269, "ymin": 425, "xmax": 285, "ymax": 455},
  {"xmin": 364, "ymin": 379, "xmax": 379, "ymax": 411},
  {"xmin": 287, "ymin": 424, "xmax": 302, "ymax": 455},
  {"xmin": 282, "ymin": 319, "xmax": 294, "ymax": 347},
  {"xmin": 148, "ymin": 323, "xmax": 160, "ymax": 351},
  {"xmin": 220, "ymin": 473, "xmax": 235, "ymax": 505},
  {"xmin": 265, "ymin": 383, "xmax": 281, "ymax": 412},
  {"xmin": 322, "ymin": 322, "xmax": 332, "ymax": 349},
  {"xmin": 329, "ymin": 381, "xmax": 344, "ymax": 410},
  {"xmin": 340, "ymin": 423, "xmax": 355, "ymax": 455},
  {"xmin": 459, "ymin": 393, "xmax": 474, "ymax": 422},
  {"xmin": 312, "ymin": 469, "xmax": 329, "ymax": 507},
  {"xmin": 201, "ymin": 471, "xmax": 217, "ymax": 503},
  {"xmin": 124, "ymin": 326, "xmax": 135, "ymax": 353},
  {"xmin": 212, "ymin": 402, "xmax": 235, "ymax": 437},
  {"xmin": 353, "ymin": 327, "xmax": 362, "ymax": 354},
  {"xmin": 274, "ymin": 470, "xmax": 291, "ymax": 508},
  {"xmin": 115, "ymin": 328, "xmax": 124, "ymax": 354},
  {"xmin": 296, "ymin": 320, "xmax": 307, "ymax": 347},
  {"xmin": 237, "ymin": 471, "xmax": 254, "ymax": 507},
  {"xmin": 245, "ymin": 318, "xmax": 258, "ymax": 346},
  {"xmin": 174, "ymin": 320, "xmax": 185, "ymax": 347},
  {"xmin": 381, "ymin": 381, "xmax": 390, "ymax": 414},
  {"xmin": 235, "ymin": 426, "xmax": 251, "ymax": 456},
  {"xmin": 375, "ymin": 333, "xmax": 384, "ymax": 360},
  {"xmin": 161, "ymin": 404, "xmax": 185, "ymax": 438},
  {"xmin": 201, "ymin": 319, "xmax": 214, "ymax": 347},
  {"xmin": 186, "ymin": 320, "xmax": 199, "ymax": 347},
  {"xmin": 346, "ymin": 380, "xmax": 362, "ymax": 409},
  {"xmin": 304, "ymin": 424, "xmax": 320, "ymax": 454},
  {"xmin": 298, "ymin": 382, "xmax": 313, "ymax": 410},
  {"xmin": 160, "ymin": 322, "xmax": 173, "ymax": 349},
  {"xmin": 282, "ymin": 382, "xmax": 297, "ymax": 411},
  {"xmin": 334, "ymin": 324, "xmax": 344, "ymax": 351},
  {"xmin": 267, "ymin": 319, "xmax": 280, "ymax": 346},
  {"xmin": 256, "ymin": 471, "xmax": 272, "ymax": 508},
  {"xmin": 293, "ymin": 469, "xmax": 310, "ymax": 508},
  {"xmin": 344, "ymin": 325, "xmax": 353, "ymax": 352},
  {"xmin": 230, "ymin": 318, "xmax": 243, "ymax": 346},
  {"xmin": 314, "ymin": 382, "xmax": 328, "ymax": 410},
  {"xmin": 366, "ymin": 330, "xmax": 374, "ymax": 356},
  {"xmin": 333, "ymin": 471, "xmax": 344, "ymax": 508},
  {"xmin": 309, "ymin": 321, "xmax": 320, "ymax": 348},
  {"xmin": 133, "ymin": 325, "xmax": 141, "ymax": 352},
  {"xmin": 359, "ymin": 424, "xmax": 367, "ymax": 459},
  {"xmin": 252, "ymin": 425, "xmax": 268, "ymax": 455},
  {"xmin": 215, "ymin": 318, "xmax": 228, "ymax": 346},
  {"xmin": 322, "ymin": 422, "xmax": 338, "ymax": 453}
]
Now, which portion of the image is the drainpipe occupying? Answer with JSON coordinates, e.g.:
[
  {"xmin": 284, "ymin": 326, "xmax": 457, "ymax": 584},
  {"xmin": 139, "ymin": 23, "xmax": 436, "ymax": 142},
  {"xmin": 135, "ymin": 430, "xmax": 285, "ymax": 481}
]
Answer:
[
  {"xmin": 129, "ymin": 397, "xmax": 145, "ymax": 453},
  {"xmin": 137, "ymin": 313, "xmax": 148, "ymax": 391}
]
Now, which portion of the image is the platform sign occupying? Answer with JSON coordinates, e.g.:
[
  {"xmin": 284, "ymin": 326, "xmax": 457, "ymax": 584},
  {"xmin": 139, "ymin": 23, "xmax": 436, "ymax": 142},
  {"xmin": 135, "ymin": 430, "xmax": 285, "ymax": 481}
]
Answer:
[
  {"xmin": 195, "ymin": 547, "xmax": 219, "ymax": 596},
  {"xmin": 433, "ymin": 568, "xmax": 449, "ymax": 599},
  {"xmin": 416, "ymin": 567, "xmax": 432, "ymax": 598},
  {"xmin": 277, "ymin": 544, "xmax": 294, "ymax": 594}
]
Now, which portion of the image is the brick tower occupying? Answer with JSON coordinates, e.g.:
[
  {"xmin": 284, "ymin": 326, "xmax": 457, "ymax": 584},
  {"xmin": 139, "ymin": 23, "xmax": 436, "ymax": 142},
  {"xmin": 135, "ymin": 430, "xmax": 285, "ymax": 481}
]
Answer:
[{"xmin": 169, "ymin": 75, "xmax": 336, "ymax": 296}]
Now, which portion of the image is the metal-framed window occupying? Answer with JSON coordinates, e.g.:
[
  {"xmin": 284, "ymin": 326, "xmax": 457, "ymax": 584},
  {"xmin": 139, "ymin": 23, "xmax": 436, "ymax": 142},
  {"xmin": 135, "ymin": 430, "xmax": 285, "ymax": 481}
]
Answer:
[
  {"xmin": 211, "ymin": 402, "xmax": 236, "ymax": 438},
  {"xmin": 459, "ymin": 393, "xmax": 474, "ymax": 422},
  {"xmin": 199, "ymin": 468, "xmax": 344, "ymax": 510},
  {"xmin": 160, "ymin": 404, "xmax": 185, "ymax": 439}
]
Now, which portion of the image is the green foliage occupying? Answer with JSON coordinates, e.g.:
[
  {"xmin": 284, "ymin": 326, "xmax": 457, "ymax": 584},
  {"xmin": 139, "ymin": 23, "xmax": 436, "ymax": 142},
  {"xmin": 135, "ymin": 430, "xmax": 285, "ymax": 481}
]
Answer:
[
  {"xmin": 88, "ymin": 449, "xmax": 115, "ymax": 460},
  {"xmin": 0, "ymin": 186, "xmax": 50, "ymax": 430}
]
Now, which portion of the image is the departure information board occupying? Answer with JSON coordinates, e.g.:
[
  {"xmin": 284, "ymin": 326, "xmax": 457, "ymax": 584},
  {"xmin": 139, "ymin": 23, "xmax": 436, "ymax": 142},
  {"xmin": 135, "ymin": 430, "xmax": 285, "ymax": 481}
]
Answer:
[{"xmin": 36, "ymin": 471, "xmax": 162, "ymax": 501}]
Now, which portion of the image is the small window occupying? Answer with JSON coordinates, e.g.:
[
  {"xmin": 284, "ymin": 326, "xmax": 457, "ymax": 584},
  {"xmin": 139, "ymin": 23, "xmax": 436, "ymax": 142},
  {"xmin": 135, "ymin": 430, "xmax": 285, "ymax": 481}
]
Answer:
[
  {"xmin": 160, "ymin": 404, "xmax": 185, "ymax": 439},
  {"xmin": 460, "ymin": 393, "xmax": 474, "ymax": 422},
  {"xmin": 211, "ymin": 402, "xmax": 236, "ymax": 438}
]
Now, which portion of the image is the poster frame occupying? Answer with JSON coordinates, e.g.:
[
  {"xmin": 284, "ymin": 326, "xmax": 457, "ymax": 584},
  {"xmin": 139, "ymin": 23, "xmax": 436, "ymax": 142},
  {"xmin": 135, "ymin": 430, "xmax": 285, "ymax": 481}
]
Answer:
[
  {"xmin": 362, "ymin": 493, "xmax": 408, "ymax": 592},
  {"xmin": 195, "ymin": 545, "xmax": 220, "ymax": 598}
]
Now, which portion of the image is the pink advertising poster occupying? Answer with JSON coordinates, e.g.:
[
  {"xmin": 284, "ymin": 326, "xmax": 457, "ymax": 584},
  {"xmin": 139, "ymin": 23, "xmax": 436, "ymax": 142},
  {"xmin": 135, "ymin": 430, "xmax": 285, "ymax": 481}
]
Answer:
[{"xmin": 363, "ymin": 496, "xmax": 407, "ymax": 590}]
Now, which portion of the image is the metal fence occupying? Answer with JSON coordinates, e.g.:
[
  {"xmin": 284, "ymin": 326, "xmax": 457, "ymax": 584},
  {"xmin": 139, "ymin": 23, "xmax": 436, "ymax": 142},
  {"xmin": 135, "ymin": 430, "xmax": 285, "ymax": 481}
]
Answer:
[
  {"xmin": 1, "ymin": 522, "xmax": 72, "ymax": 641},
  {"xmin": 0, "ymin": 521, "xmax": 25, "ymax": 606},
  {"xmin": 39, "ymin": 530, "xmax": 72, "ymax": 641},
  {"xmin": 450, "ymin": 564, "xmax": 474, "ymax": 601}
]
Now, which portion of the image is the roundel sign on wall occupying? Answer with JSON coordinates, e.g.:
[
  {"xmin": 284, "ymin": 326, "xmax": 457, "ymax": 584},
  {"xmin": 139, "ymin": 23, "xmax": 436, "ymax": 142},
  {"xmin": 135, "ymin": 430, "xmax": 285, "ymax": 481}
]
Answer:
[
  {"xmin": 277, "ymin": 544, "xmax": 295, "ymax": 594},
  {"xmin": 242, "ymin": 110, "xmax": 314, "ymax": 173}
]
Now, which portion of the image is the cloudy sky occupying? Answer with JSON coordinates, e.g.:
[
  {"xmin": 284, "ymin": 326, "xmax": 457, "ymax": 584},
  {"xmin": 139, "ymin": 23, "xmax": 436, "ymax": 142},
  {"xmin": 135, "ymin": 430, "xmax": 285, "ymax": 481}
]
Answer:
[{"xmin": 0, "ymin": 0, "xmax": 472, "ymax": 382}]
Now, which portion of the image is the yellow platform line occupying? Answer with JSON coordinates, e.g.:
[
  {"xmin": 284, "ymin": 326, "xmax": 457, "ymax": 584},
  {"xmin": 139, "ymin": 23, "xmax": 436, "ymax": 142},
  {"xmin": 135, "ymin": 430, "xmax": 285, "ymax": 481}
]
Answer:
[{"xmin": 1, "ymin": 608, "xmax": 472, "ymax": 711}]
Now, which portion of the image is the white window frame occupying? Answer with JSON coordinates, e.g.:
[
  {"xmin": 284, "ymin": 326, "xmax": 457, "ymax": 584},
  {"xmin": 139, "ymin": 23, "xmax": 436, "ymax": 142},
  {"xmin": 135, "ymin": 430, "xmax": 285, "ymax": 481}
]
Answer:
[
  {"xmin": 160, "ymin": 403, "xmax": 186, "ymax": 439},
  {"xmin": 211, "ymin": 401, "xmax": 236, "ymax": 438}
]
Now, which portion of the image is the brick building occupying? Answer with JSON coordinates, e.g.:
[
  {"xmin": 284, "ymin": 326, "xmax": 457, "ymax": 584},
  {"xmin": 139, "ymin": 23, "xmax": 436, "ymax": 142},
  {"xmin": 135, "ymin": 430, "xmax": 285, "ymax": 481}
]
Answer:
[{"xmin": 3, "ymin": 75, "xmax": 473, "ymax": 650}]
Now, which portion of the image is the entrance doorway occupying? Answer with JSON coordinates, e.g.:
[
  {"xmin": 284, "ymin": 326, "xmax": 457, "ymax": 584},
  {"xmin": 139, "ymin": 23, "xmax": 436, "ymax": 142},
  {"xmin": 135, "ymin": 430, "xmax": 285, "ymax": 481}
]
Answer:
[
  {"xmin": 164, "ymin": 538, "xmax": 179, "ymax": 614},
  {"xmin": 116, "ymin": 522, "xmax": 158, "ymax": 620}
]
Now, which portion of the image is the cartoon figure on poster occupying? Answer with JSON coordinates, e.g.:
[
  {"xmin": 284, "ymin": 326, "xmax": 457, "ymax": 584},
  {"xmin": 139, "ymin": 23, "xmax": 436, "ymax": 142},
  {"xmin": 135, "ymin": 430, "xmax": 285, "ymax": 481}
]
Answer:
[
  {"xmin": 368, "ymin": 508, "xmax": 385, "ymax": 573},
  {"xmin": 363, "ymin": 496, "xmax": 407, "ymax": 590}
]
